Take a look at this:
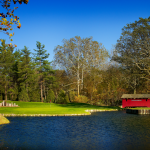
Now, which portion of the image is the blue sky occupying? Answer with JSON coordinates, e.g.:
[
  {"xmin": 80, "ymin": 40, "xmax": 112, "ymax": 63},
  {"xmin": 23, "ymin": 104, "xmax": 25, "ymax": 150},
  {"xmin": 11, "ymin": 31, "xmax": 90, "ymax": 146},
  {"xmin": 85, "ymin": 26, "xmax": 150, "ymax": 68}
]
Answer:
[{"xmin": 1, "ymin": 0, "xmax": 150, "ymax": 64}]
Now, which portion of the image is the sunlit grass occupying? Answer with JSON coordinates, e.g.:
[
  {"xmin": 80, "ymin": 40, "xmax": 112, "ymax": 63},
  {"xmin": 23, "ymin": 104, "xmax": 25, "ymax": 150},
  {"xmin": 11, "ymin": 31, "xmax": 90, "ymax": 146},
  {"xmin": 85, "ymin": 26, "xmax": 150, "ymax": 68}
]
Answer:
[
  {"xmin": 0, "ymin": 101, "xmax": 121, "ymax": 115},
  {"xmin": 130, "ymin": 107, "xmax": 150, "ymax": 110},
  {"xmin": 0, "ymin": 114, "xmax": 10, "ymax": 124}
]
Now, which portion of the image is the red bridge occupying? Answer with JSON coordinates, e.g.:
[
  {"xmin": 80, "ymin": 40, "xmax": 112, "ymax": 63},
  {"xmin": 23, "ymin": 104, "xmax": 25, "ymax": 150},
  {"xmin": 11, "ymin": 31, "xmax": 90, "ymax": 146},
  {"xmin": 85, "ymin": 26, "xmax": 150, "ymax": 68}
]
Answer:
[{"xmin": 121, "ymin": 94, "xmax": 150, "ymax": 108}]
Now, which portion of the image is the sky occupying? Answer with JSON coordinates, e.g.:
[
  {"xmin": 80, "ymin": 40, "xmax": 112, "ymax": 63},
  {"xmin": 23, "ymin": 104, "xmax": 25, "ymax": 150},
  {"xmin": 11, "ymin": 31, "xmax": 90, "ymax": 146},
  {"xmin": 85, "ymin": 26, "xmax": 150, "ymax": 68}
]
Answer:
[{"xmin": 1, "ymin": 0, "xmax": 150, "ymax": 64}]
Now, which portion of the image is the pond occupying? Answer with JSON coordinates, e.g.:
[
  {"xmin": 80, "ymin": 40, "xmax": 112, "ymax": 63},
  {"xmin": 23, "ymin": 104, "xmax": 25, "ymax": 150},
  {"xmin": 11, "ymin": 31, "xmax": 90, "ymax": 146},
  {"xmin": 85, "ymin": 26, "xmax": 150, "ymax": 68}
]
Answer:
[{"xmin": 1, "ymin": 111, "xmax": 150, "ymax": 150}]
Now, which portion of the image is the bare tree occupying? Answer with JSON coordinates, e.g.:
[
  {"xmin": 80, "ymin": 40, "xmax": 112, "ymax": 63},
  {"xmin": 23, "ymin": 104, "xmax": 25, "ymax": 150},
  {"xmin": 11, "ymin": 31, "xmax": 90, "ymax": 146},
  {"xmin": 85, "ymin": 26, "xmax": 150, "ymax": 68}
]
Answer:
[{"xmin": 53, "ymin": 36, "xmax": 109, "ymax": 96}]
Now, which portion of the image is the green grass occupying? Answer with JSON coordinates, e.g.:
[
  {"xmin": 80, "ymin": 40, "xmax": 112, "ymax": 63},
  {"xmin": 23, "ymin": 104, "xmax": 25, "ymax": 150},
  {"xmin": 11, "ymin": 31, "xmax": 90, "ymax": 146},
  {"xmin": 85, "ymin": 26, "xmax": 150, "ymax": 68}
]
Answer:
[
  {"xmin": 129, "ymin": 107, "xmax": 150, "ymax": 110},
  {"xmin": 0, "ymin": 100, "xmax": 121, "ymax": 115}
]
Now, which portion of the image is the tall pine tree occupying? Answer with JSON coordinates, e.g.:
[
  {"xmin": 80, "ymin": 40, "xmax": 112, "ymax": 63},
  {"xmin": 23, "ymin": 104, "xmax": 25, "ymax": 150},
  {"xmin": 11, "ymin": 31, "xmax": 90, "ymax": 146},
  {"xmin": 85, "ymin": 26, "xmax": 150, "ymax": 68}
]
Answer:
[
  {"xmin": 0, "ymin": 39, "xmax": 15, "ymax": 100},
  {"xmin": 33, "ymin": 41, "xmax": 50, "ymax": 102}
]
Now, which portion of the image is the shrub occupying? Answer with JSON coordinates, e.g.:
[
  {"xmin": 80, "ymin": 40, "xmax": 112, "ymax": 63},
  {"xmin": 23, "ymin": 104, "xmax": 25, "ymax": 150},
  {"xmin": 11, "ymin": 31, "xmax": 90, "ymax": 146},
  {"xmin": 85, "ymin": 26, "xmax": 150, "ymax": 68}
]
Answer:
[
  {"xmin": 56, "ymin": 90, "xmax": 70, "ymax": 104},
  {"xmin": 29, "ymin": 90, "xmax": 40, "ymax": 102},
  {"xmin": 18, "ymin": 88, "xmax": 30, "ymax": 102},
  {"xmin": 65, "ymin": 95, "xmax": 70, "ymax": 103},
  {"xmin": 74, "ymin": 95, "xmax": 89, "ymax": 103},
  {"xmin": 69, "ymin": 91, "xmax": 76, "ymax": 102}
]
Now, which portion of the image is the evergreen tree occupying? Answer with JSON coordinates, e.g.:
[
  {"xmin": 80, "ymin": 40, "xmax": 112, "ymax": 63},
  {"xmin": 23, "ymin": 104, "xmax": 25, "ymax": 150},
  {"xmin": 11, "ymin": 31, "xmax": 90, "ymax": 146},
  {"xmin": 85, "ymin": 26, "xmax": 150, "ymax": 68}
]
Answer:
[
  {"xmin": 46, "ymin": 89, "xmax": 55, "ymax": 103},
  {"xmin": 29, "ymin": 89, "xmax": 40, "ymax": 102},
  {"xmin": 57, "ymin": 90, "xmax": 69, "ymax": 104},
  {"xmin": 42, "ymin": 60, "xmax": 55, "ymax": 101},
  {"xmin": 18, "ymin": 86, "xmax": 30, "ymax": 101},
  {"xmin": 17, "ymin": 46, "xmax": 33, "ymax": 101},
  {"xmin": 11, "ymin": 49, "xmax": 22, "ymax": 101},
  {"xmin": 0, "ymin": 39, "xmax": 15, "ymax": 100},
  {"xmin": 33, "ymin": 41, "xmax": 50, "ymax": 102},
  {"xmin": 27, "ymin": 61, "xmax": 41, "ymax": 102}
]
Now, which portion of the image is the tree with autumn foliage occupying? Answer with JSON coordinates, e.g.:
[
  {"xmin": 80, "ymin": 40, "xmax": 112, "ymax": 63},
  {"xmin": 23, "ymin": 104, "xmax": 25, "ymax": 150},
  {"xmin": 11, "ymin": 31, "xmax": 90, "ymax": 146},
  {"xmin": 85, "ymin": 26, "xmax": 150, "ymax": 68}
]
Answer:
[
  {"xmin": 0, "ymin": 0, "xmax": 29, "ymax": 47},
  {"xmin": 53, "ymin": 36, "xmax": 109, "ymax": 97},
  {"xmin": 111, "ymin": 17, "xmax": 150, "ymax": 94}
]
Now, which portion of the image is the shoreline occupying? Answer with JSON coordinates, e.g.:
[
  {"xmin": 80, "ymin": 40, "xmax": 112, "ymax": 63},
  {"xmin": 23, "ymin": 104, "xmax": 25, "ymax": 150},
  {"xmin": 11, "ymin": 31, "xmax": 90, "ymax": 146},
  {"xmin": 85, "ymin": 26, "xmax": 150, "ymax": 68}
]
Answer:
[
  {"xmin": 1, "ymin": 109, "xmax": 119, "ymax": 117},
  {"xmin": 126, "ymin": 109, "xmax": 150, "ymax": 114}
]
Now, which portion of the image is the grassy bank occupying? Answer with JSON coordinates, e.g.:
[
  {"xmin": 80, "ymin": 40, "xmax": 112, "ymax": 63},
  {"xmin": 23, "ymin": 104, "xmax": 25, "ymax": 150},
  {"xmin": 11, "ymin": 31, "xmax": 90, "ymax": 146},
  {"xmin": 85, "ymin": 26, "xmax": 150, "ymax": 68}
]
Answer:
[
  {"xmin": 0, "ymin": 101, "xmax": 121, "ymax": 116},
  {"xmin": 129, "ymin": 107, "xmax": 150, "ymax": 110},
  {"xmin": 0, "ymin": 114, "xmax": 10, "ymax": 124}
]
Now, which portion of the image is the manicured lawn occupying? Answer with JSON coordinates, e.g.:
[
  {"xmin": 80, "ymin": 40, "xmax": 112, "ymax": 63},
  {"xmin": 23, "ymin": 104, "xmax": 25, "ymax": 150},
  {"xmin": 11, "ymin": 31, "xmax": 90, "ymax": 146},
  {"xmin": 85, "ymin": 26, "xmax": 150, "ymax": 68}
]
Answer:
[{"xmin": 0, "ymin": 101, "xmax": 121, "ymax": 115}]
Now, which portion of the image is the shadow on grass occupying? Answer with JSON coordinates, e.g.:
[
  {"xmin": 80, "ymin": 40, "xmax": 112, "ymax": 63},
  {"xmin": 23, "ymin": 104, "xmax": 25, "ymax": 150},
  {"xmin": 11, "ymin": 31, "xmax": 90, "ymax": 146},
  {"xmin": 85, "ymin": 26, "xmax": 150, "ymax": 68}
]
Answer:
[{"xmin": 57, "ymin": 102, "xmax": 121, "ymax": 110}]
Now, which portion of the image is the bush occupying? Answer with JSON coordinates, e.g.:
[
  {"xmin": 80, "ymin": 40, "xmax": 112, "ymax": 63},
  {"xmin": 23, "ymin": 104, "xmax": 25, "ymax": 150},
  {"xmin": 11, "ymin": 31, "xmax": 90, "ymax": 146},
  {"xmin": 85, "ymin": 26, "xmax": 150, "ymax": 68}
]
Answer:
[
  {"xmin": 114, "ymin": 99, "xmax": 122, "ymax": 106},
  {"xmin": 65, "ymin": 95, "xmax": 70, "ymax": 103},
  {"xmin": 74, "ymin": 95, "xmax": 89, "ymax": 103},
  {"xmin": 18, "ymin": 88, "xmax": 30, "ymax": 102},
  {"xmin": 29, "ymin": 90, "xmax": 40, "ymax": 102},
  {"xmin": 56, "ymin": 90, "xmax": 70, "ymax": 104},
  {"xmin": 69, "ymin": 91, "xmax": 76, "ymax": 102}
]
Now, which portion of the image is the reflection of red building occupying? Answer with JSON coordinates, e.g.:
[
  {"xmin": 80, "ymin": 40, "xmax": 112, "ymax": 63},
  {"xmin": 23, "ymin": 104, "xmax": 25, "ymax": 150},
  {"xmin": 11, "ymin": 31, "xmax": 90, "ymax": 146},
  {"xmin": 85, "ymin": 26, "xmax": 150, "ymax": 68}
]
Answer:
[{"xmin": 121, "ymin": 94, "xmax": 150, "ymax": 108}]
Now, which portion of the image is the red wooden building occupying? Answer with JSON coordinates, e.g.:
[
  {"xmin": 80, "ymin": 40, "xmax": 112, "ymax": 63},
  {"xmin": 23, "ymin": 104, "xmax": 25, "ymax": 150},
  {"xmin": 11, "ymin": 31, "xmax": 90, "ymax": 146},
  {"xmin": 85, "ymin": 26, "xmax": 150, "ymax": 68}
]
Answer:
[{"xmin": 121, "ymin": 94, "xmax": 150, "ymax": 108}]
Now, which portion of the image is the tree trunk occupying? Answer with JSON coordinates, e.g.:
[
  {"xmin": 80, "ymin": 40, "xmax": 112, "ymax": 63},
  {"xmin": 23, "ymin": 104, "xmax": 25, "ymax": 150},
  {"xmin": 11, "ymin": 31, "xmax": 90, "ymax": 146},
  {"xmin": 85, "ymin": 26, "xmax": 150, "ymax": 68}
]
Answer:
[
  {"xmin": 82, "ymin": 69, "xmax": 83, "ymax": 90},
  {"xmin": 5, "ymin": 85, "xmax": 7, "ymax": 101},
  {"xmin": 41, "ymin": 81, "xmax": 43, "ymax": 102},
  {"xmin": 0, "ymin": 93, "xmax": 2, "ymax": 100},
  {"xmin": 26, "ymin": 73, "xmax": 28, "ymax": 94},
  {"xmin": 5, "ymin": 76, "xmax": 7, "ymax": 101},
  {"xmin": 44, "ymin": 84, "xmax": 46, "ymax": 100},
  {"xmin": 55, "ymin": 90, "xmax": 58, "ymax": 103},
  {"xmin": 134, "ymin": 88, "xmax": 136, "ymax": 94},
  {"xmin": 77, "ymin": 62, "xmax": 80, "ymax": 97},
  {"xmin": 40, "ymin": 60, "xmax": 43, "ymax": 102},
  {"xmin": 77, "ymin": 76, "xmax": 79, "ymax": 96},
  {"xmin": 91, "ymin": 92, "xmax": 93, "ymax": 101},
  {"xmin": 46, "ymin": 87, "xmax": 48, "ymax": 100},
  {"xmin": 134, "ymin": 77, "xmax": 136, "ymax": 94},
  {"xmin": 26, "ymin": 82, "xmax": 28, "ymax": 94}
]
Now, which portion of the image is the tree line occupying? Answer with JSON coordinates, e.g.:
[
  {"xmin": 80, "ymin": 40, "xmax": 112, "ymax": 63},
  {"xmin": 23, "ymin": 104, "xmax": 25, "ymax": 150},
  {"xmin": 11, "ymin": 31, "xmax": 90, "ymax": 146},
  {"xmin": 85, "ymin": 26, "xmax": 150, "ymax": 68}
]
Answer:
[{"xmin": 1, "ymin": 1, "xmax": 150, "ymax": 106}]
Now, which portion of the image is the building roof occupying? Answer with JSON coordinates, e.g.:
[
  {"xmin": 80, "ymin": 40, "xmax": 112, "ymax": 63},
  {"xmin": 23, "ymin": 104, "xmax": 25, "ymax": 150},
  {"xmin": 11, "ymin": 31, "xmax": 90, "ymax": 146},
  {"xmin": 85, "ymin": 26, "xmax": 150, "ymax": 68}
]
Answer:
[{"xmin": 121, "ymin": 94, "xmax": 150, "ymax": 99}]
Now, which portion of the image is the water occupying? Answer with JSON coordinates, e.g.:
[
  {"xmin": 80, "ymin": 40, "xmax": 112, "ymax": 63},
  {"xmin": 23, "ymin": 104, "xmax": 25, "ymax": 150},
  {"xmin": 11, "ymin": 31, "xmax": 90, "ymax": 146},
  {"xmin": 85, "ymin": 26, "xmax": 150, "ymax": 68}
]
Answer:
[{"xmin": 1, "ymin": 111, "xmax": 150, "ymax": 150}]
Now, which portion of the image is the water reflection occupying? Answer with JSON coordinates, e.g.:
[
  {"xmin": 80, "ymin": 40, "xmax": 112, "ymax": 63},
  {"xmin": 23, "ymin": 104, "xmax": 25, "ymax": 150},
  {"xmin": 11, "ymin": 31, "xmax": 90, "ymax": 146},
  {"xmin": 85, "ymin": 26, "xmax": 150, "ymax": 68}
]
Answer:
[{"xmin": 1, "ymin": 111, "xmax": 150, "ymax": 150}]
